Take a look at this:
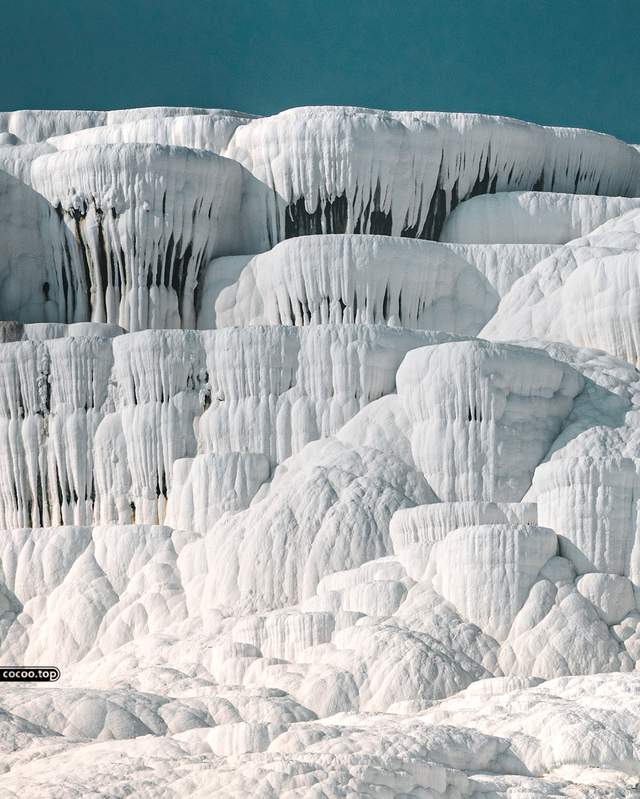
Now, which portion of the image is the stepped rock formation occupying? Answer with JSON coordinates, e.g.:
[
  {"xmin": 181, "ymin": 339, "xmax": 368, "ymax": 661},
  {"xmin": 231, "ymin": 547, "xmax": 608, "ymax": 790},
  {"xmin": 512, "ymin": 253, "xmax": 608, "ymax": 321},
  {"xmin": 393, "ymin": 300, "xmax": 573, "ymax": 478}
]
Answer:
[
  {"xmin": 31, "ymin": 144, "xmax": 246, "ymax": 330},
  {"xmin": 0, "ymin": 105, "xmax": 639, "ymax": 796},
  {"xmin": 209, "ymin": 234, "xmax": 499, "ymax": 333}
]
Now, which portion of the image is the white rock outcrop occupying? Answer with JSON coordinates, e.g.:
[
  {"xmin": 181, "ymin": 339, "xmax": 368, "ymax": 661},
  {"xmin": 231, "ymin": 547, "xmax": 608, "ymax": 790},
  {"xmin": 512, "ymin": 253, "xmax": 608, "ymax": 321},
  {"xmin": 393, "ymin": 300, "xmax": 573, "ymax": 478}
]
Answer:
[
  {"xmin": 531, "ymin": 455, "xmax": 638, "ymax": 575},
  {"xmin": 397, "ymin": 339, "xmax": 584, "ymax": 501},
  {"xmin": 484, "ymin": 208, "xmax": 640, "ymax": 367},
  {"xmin": 225, "ymin": 106, "xmax": 640, "ymax": 241},
  {"xmin": 440, "ymin": 190, "xmax": 640, "ymax": 244},
  {"xmin": 390, "ymin": 501, "xmax": 537, "ymax": 578},
  {"xmin": 210, "ymin": 234, "xmax": 498, "ymax": 333},
  {"xmin": 31, "ymin": 144, "xmax": 245, "ymax": 330},
  {"xmin": 0, "ymin": 105, "xmax": 639, "ymax": 797},
  {"xmin": 425, "ymin": 523, "xmax": 558, "ymax": 640}
]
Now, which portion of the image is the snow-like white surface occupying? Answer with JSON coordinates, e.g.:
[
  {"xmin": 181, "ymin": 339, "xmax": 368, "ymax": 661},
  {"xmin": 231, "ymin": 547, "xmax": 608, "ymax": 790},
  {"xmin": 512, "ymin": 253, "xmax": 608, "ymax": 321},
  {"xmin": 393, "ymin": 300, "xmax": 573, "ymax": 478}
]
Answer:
[
  {"xmin": 209, "ymin": 234, "xmax": 499, "ymax": 333},
  {"xmin": 396, "ymin": 339, "xmax": 584, "ymax": 501},
  {"xmin": 0, "ymin": 168, "xmax": 83, "ymax": 324},
  {"xmin": 0, "ymin": 106, "xmax": 228, "ymax": 143},
  {"xmin": 0, "ymin": 105, "xmax": 640, "ymax": 796},
  {"xmin": 440, "ymin": 190, "xmax": 640, "ymax": 244},
  {"xmin": 225, "ymin": 106, "xmax": 640, "ymax": 242},
  {"xmin": 532, "ymin": 455, "xmax": 638, "ymax": 575},
  {"xmin": 444, "ymin": 241, "xmax": 559, "ymax": 296},
  {"xmin": 390, "ymin": 501, "xmax": 538, "ymax": 578},
  {"xmin": 484, "ymin": 207, "xmax": 640, "ymax": 366},
  {"xmin": 30, "ymin": 144, "xmax": 246, "ymax": 331},
  {"xmin": 0, "ymin": 325, "xmax": 459, "ymax": 529},
  {"xmin": 48, "ymin": 110, "xmax": 257, "ymax": 154}
]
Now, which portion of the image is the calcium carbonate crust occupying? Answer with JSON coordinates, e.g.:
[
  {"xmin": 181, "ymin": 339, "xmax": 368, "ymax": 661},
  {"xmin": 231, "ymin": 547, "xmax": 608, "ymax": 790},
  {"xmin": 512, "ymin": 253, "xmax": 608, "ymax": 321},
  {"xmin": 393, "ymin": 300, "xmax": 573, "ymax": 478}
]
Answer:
[{"xmin": 0, "ymin": 104, "xmax": 640, "ymax": 797}]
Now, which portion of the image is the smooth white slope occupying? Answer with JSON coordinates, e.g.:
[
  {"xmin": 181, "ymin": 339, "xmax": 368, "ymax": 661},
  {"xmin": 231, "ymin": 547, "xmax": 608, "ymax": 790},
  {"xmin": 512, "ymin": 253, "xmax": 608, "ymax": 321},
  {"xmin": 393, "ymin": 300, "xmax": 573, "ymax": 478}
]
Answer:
[
  {"xmin": 484, "ymin": 207, "xmax": 640, "ymax": 366},
  {"xmin": 0, "ymin": 169, "xmax": 86, "ymax": 324},
  {"xmin": 48, "ymin": 111, "xmax": 257, "ymax": 154},
  {"xmin": 440, "ymin": 190, "xmax": 640, "ymax": 244}
]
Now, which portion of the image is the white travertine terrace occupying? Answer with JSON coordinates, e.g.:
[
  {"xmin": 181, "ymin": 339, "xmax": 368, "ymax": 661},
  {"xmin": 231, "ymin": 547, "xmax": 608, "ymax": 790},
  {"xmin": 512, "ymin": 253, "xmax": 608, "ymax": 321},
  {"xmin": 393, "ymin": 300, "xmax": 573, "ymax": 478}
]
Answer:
[
  {"xmin": 165, "ymin": 452, "xmax": 270, "ymax": 533},
  {"xmin": 0, "ymin": 168, "xmax": 85, "ymax": 324},
  {"xmin": 0, "ymin": 141, "xmax": 54, "ymax": 184},
  {"xmin": 30, "ymin": 143, "xmax": 245, "ymax": 331},
  {"xmin": 210, "ymin": 234, "xmax": 498, "ymax": 333},
  {"xmin": 225, "ymin": 106, "xmax": 640, "ymax": 242},
  {"xmin": 484, "ymin": 207, "xmax": 640, "ymax": 366},
  {"xmin": 0, "ymin": 105, "xmax": 639, "ymax": 796},
  {"xmin": 425, "ymin": 523, "xmax": 558, "ymax": 640},
  {"xmin": 396, "ymin": 340, "xmax": 584, "ymax": 501},
  {"xmin": 444, "ymin": 241, "xmax": 559, "ymax": 296},
  {"xmin": 48, "ymin": 110, "xmax": 257, "ymax": 154},
  {"xmin": 531, "ymin": 455, "xmax": 638, "ymax": 575},
  {"xmin": 0, "ymin": 325, "xmax": 457, "ymax": 529},
  {"xmin": 390, "ymin": 501, "xmax": 538, "ymax": 578},
  {"xmin": 0, "ymin": 106, "xmax": 223, "ymax": 143},
  {"xmin": 0, "ymin": 109, "xmax": 108, "ymax": 142},
  {"xmin": 440, "ymin": 191, "xmax": 640, "ymax": 244}
]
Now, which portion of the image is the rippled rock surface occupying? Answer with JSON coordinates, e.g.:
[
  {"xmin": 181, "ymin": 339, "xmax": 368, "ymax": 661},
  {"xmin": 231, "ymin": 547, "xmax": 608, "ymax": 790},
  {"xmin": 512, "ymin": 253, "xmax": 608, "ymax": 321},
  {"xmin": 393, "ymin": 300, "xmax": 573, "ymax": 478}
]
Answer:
[{"xmin": 0, "ymin": 105, "xmax": 639, "ymax": 797}]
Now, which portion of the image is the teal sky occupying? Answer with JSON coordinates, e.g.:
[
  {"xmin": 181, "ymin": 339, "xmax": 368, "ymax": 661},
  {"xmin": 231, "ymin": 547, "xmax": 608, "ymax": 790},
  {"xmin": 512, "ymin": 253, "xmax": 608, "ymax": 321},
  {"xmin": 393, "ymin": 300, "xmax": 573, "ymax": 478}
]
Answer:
[{"xmin": 2, "ymin": 0, "xmax": 639, "ymax": 142}]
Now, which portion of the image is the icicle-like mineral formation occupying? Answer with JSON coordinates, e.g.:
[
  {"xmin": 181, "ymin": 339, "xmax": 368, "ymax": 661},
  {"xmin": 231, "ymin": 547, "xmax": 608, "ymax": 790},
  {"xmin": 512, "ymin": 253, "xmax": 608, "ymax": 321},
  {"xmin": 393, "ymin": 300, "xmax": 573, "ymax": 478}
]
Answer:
[
  {"xmin": 30, "ymin": 143, "xmax": 245, "ymax": 330},
  {"xmin": 225, "ymin": 106, "xmax": 640, "ymax": 242},
  {"xmin": 210, "ymin": 234, "xmax": 498, "ymax": 333},
  {"xmin": 0, "ymin": 105, "xmax": 639, "ymax": 797}
]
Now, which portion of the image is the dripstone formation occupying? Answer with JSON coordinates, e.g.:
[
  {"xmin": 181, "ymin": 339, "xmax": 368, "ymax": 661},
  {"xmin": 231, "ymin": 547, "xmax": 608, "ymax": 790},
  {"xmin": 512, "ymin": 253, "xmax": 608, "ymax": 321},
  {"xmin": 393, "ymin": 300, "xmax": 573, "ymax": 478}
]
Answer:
[{"xmin": 0, "ymin": 105, "xmax": 640, "ymax": 796}]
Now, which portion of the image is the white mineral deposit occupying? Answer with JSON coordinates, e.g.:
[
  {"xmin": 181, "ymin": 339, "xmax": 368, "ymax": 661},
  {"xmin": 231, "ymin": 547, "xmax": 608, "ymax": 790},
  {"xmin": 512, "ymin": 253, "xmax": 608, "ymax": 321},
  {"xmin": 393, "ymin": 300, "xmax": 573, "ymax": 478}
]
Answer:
[{"xmin": 0, "ymin": 104, "xmax": 639, "ymax": 796}]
